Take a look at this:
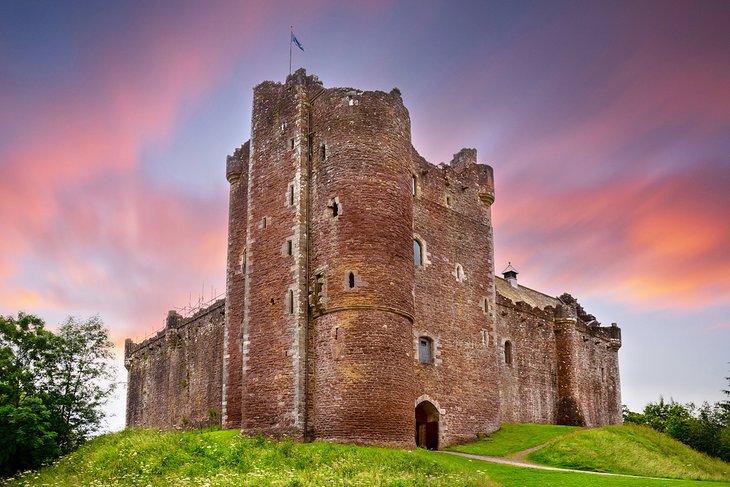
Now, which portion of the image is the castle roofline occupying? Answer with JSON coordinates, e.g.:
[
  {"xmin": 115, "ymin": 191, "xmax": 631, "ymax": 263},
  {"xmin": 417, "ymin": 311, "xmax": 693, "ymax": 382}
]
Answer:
[{"xmin": 494, "ymin": 275, "xmax": 560, "ymax": 310}]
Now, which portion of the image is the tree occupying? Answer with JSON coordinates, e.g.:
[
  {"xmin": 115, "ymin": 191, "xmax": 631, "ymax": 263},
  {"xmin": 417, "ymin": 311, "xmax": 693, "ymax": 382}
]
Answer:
[
  {"xmin": 0, "ymin": 314, "xmax": 60, "ymax": 476},
  {"xmin": 0, "ymin": 313, "xmax": 115, "ymax": 477},
  {"xmin": 43, "ymin": 316, "xmax": 115, "ymax": 452}
]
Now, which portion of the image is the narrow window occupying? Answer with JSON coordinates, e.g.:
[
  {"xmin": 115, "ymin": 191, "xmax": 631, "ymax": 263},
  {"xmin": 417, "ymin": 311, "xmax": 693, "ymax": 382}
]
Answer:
[
  {"xmin": 504, "ymin": 340, "xmax": 512, "ymax": 365},
  {"xmin": 331, "ymin": 200, "xmax": 339, "ymax": 217},
  {"xmin": 455, "ymin": 264, "xmax": 463, "ymax": 281},
  {"xmin": 413, "ymin": 239, "xmax": 423, "ymax": 266},
  {"xmin": 288, "ymin": 290, "xmax": 294, "ymax": 314},
  {"xmin": 418, "ymin": 336, "xmax": 433, "ymax": 364},
  {"xmin": 483, "ymin": 298, "xmax": 489, "ymax": 312},
  {"xmin": 287, "ymin": 239, "xmax": 293, "ymax": 256},
  {"xmin": 335, "ymin": 327, "xmax": 339, "ymax": 339},
  {"xmin": 288, "ymin": 184, "xmax": 294, "ymax": 206},
  {"xmin": 290, "ymin": 138, "xmax": 295, "ymax": 150},
  {"xmin": 348, "ymin": 272, "xmax": 355, "ymax": 289},
  {"xmin": 411, "ymin": 175, "xmax": 417, "ymax": 196},
  {"xmin": 262, "ymin": 217, "xmax": 267, "ymax": 229},
  {"xmin": 445, "ymin": 195, "xmax": 452, "ymax": 207},
  {"xmin": 321, "ymin": 144, "xmax": 326, "ymax": 161},
  {"xmin": 481, "ymin": 330, "xmax": 488, "ymax": 345},
  {"xmin": 315, "ymin": 273, "xmax": 324, "ymax": 295}
]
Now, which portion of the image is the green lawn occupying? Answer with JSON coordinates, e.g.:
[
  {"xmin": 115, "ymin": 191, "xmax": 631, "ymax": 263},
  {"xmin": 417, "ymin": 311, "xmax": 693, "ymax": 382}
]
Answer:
[
  {"xmin": 5, "ymin": 426, "xmax": 729, "ymax": 486},
  {"xmin": 447, "ymin": 423, "xmax": 580, "ymax": 457},
  {"xmin": 528, "ymin": 424, "xmax": 730, "ymax": 482}
]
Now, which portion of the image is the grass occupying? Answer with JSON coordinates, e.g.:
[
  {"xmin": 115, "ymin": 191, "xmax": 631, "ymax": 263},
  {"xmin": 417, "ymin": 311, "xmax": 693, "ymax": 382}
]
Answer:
[
  {"xmin": 528, "ymin": 423, "xmax": 730, "ymax": 482},
  {"xmin": 5, "ymin": 428, "xmax": 495, "ymax": 486},
  {"xmin": 4, "ymin": 425, "xmax": 729, "ymax": 486},
  {"xmin": 447, "ymin": 423, "xmax": 580, "ymax": 457}
]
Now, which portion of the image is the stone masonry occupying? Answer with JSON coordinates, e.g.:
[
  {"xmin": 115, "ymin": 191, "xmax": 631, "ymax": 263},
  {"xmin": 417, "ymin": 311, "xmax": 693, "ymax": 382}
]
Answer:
[{"xmin": 124, "ymin": 70, "xmax": 623, "ymax": 448}]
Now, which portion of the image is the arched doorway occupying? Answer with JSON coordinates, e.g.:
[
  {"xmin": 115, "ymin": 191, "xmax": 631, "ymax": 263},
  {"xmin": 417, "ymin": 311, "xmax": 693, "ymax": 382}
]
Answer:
[{"xmin": 415, "ymin": 401, "xmax": 439, "ymax": 450}]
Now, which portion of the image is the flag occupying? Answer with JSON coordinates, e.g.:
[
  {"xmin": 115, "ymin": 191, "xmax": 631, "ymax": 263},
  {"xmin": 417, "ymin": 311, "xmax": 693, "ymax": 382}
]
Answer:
[{"xmin": 291, "ymin": 32, "xmax": 304, "ymax": 51}]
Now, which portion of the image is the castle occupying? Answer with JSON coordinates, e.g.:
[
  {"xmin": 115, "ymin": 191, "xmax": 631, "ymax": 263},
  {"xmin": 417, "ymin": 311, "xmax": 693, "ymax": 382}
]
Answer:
[{"xmin": 124, "ymin": 70, "xmax": 622, "ymax": 449}]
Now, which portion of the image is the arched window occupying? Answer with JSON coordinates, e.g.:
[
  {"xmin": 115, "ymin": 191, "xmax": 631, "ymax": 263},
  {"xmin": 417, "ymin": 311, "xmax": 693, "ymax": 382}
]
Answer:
[
  {"xmin": 455, "ymin": 264, "xmax": 464, "ymax": 281},
  {"xmin": 418, "ymin": 336, "xmax": 433, "ymax": 364},
  {"xmin": 288, "ymin": 290, "xmax": 295, "ymax": 314},
  {"xmin": 348, "ymin": 272, "xmax": 355, "ymax": 289},
  {"xmin": 504, "ymin": 340, "xmax": 512, "ymax": 365},
  {"xmin": 412, "ymin": 175, "xmax": 417, "ymax": 196},
  {"xmin": 414, "ymin": 239, "xmax": 423, "ymax": 266}
]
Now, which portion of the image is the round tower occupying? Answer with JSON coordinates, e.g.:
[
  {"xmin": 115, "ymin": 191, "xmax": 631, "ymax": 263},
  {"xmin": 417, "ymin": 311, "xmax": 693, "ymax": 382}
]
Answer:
[
  {"xmin": 308, "ymin": 87, "xmax": 416, "ymax": 447},
  {"xmin": 554, "ymin": 302, "xmax": 586, "ymax": 426}
]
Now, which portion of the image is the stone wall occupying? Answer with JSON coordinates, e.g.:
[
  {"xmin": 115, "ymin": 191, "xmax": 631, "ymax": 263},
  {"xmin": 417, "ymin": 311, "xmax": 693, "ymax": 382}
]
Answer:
[
  {"xmin": 496, "ymin": 295, "xmax": 558, "ymax": 425},
  {"xmin": 494, "ymin": 281, "xmax": 622, "ymax": 427},
  {"xmin": 125, "ymin": 300, "xmax": 225, "ymax": 429},
  {"xmin": 412, "ymin": 149, "xmax": 500, "ymax": 446}
]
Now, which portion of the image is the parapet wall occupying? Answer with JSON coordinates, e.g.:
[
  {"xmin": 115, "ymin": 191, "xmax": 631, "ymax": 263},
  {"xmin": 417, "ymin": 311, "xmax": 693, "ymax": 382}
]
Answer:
[{"xmin": 125, "ymin": 300, "xmax": 225, "ymax": 429}]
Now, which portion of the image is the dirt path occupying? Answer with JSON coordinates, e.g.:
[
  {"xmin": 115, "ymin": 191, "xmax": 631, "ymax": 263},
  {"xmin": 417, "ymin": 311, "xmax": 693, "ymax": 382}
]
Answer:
[{"xmin": 441, "ymin": 450, "xmax": 679, "ymax": 481}]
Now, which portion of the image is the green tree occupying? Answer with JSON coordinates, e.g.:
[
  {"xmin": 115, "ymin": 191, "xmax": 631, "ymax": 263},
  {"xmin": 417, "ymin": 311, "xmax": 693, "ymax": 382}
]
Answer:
[
  {"xmin": 43, "ymin": 316, "xmax": 115, "ymax": 452},
  {"xmin": 0, "ymin": 314, "xmax": 60, "ymax": 476},
  {"xmin": 0, "ymin": 313, "xmax": 115, "ymax": 477}
]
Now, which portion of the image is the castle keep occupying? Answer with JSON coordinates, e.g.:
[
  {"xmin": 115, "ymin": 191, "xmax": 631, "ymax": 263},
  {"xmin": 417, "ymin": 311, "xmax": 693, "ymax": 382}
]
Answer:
[{"xmin": 125, "ymin": 70, "xmax": 622, "ymax": 449}]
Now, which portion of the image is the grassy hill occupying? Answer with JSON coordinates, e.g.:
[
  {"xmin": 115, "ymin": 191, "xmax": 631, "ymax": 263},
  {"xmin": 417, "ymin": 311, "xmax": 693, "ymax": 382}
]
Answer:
[
  {"xmin": 528, "ymin": 424, "xmax": 730, "ymax": 482},
  {"xmin": 5, "ymin": 425, "xmax": 729, "ymax": 486}
]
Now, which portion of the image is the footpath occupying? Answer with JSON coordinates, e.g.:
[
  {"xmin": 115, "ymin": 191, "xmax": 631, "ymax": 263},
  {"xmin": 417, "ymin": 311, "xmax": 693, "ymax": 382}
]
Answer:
[{"xmin": 441, "ymin": 446, "xmax": 679, "ymax": 481}]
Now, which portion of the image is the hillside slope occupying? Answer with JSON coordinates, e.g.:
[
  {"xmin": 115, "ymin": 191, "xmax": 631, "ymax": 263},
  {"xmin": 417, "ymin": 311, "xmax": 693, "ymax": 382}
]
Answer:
[{"xmin": 529, "ymin": 424, "xmax": 730, "ymax": 482}]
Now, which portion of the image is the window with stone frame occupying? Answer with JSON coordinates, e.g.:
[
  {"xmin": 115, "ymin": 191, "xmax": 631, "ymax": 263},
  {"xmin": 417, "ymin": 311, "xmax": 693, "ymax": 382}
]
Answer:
[
  {"xmin": 414, "ymin": 239, "xmax": 423, "ymax": 266},
  {"xmin": 418, "ymin": 336, "xmax": 433, "ymax": 364}
]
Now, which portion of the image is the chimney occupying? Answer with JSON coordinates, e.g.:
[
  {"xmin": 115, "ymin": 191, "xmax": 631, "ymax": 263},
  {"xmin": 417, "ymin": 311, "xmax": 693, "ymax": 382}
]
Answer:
[{"xmin": 502, "ymin": 262, "xmax": 519, "ymax": 288}]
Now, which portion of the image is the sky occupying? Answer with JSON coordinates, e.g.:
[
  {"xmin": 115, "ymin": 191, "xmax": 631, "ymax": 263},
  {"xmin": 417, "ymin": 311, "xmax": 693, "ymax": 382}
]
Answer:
[{"xmin": 1, "ymin": 0, "xmax": 728, "ymax": 432}]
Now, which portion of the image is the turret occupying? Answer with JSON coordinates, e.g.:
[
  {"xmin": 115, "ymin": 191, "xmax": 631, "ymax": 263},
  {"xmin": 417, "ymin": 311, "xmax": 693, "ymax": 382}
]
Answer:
[
  {"xmin": 554, "ymin": 301, "xmax": 585, "ymax": 426},
  {"xmin": 222, "ymin": 142, "xmax": 249, "ymax": 429}
]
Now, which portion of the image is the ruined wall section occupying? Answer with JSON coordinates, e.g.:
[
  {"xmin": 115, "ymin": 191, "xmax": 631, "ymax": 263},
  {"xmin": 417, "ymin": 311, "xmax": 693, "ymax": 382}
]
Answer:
[
  {"xmin": 412, "ymin": 149, "xmax": 500, "ymax": 446},
  {"xmin": 495, "ymin": 295, "xmax": 558, "ymax": 424},
  {"xmin": 308, "ymin": 86, "xmax": 416, "ymax": 447},
  {"xmin": 124, "ymin": 300, "xmax": 225, "ymax": 429},
  {"xmin": 222, "ymin": 142, "xmax": 249, "ymax": 429},
  {"xmin": 240, "ymin": 72, "xmax": 317, "ymax": 437}
]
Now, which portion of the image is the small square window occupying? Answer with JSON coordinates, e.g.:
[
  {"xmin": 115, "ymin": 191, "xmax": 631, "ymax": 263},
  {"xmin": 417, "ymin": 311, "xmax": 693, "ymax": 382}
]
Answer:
[{"xmin": 418, "ymin": 336, "xmax": 433, "ymax": 364}]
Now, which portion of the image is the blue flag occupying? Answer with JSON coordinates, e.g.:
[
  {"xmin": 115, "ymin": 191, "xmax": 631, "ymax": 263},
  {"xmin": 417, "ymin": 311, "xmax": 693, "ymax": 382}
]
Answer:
[{"xmin": 291, "ymin": 32, "xmax": 304, "ymax": 51}]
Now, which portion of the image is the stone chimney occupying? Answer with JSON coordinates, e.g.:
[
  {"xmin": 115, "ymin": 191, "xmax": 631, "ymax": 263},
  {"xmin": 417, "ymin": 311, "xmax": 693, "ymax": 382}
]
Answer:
[{"xmin": 502, "ymin": 262, "xmax": 519, "ymax": 288}]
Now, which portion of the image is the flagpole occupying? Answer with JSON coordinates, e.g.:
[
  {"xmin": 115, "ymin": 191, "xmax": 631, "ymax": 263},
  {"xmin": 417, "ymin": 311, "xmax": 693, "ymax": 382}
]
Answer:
[{"xmin": 289, "ymin": 26, "xmax": 293, "ymax": 75}]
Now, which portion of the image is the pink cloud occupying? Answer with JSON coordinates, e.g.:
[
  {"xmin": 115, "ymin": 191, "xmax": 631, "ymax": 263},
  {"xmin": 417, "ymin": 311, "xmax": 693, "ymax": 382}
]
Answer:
[{"xmin": 494, "ymin": 160, "xmax": 730, "ymax": 309}]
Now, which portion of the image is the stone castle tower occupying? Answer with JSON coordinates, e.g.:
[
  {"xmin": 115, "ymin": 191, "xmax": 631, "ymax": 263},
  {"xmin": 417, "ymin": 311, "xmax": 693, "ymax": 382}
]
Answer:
[{"xmin": 125, "ymin": 70, "xmax": 622, "ymax": 449}]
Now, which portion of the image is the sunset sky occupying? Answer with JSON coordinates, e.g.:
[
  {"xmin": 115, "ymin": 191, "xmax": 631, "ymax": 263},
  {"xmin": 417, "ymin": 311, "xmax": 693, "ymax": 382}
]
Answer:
[{"xmin": 2, "ymin": 0, "xmax": 728, "ymax": 431}]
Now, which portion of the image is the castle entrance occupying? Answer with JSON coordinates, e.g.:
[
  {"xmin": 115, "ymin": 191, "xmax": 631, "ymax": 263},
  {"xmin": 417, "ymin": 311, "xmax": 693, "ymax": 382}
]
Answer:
[{"xmin": 415, "ymin": 401, "xmax": 439, "ymax": 450}]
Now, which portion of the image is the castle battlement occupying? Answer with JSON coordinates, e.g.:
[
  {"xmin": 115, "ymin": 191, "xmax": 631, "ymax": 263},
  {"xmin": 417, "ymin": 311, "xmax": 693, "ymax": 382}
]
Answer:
[{"xmin": 125, "ymin": 72, "xmax": 623, "ymax": 446}]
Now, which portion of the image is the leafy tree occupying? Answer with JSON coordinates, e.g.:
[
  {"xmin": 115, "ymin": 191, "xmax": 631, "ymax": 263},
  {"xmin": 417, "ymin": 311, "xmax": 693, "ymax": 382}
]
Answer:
[
  {"xmin": 0, "ymin": 313, "xmax": 115, "ymax": 477},
  {"xmin": 621, "ymin": 404, "xmax": 645, "ymax": 425},
  {"xmin": 43, "ymin": 316, "xmax": 115, "ymax": 452}
]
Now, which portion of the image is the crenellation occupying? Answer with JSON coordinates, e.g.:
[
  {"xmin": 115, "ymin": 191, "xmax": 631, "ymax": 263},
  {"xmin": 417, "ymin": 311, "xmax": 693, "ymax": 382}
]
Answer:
[{"xmin": 125, "ymin": 70, "xmax": 622, "ymax": 446}]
